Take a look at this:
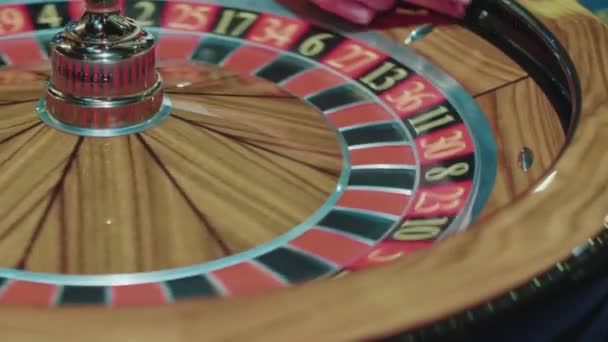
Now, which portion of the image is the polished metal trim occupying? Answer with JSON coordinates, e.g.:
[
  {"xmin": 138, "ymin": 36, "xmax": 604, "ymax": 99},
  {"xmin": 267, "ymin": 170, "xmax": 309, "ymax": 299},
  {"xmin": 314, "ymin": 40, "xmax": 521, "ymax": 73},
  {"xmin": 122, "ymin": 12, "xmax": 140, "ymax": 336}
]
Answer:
[
  {"xmin": 37, "ymin": 95, "xmax": 173, "ymax": 137},
  {"xmin": 47, "ymin": 76, "xmax": 163, "ymax": 108}
]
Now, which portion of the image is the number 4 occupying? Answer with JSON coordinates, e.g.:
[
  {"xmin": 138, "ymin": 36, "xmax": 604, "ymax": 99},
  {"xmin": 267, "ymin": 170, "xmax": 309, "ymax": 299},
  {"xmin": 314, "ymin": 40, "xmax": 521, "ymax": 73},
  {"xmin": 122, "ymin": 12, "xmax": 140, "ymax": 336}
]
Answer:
[{"xmin": 37, "ymin": 4, "xmax": 63, "ymax": 28}]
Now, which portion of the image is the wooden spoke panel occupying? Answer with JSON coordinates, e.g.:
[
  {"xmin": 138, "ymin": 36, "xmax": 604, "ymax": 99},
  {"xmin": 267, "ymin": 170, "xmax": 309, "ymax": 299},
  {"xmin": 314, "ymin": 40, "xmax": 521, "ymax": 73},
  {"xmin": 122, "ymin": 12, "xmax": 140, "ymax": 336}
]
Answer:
[{"xmin": 0, "ymin": 64, "xmax": 343, "ymax": 274}]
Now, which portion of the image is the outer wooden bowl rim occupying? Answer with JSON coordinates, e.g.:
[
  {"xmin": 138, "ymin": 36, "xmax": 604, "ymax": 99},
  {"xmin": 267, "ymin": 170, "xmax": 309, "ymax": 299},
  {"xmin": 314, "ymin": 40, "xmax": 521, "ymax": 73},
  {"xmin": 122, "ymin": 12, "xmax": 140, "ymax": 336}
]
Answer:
[{"xmin": 0, "ymin": 1, "xmax": 606, "ymax": 341}]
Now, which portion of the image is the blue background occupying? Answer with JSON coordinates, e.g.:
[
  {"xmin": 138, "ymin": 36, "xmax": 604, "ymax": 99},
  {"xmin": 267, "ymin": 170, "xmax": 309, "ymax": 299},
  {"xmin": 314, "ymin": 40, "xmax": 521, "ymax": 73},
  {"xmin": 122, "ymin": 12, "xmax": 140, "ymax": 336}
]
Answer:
[
  {"xmin": 580, "ymin": 0, "xmax": 608, "ymax": 19},
  {"xmin": 579, "ymin": 0, "xmax": 607, "ymax": 12}
]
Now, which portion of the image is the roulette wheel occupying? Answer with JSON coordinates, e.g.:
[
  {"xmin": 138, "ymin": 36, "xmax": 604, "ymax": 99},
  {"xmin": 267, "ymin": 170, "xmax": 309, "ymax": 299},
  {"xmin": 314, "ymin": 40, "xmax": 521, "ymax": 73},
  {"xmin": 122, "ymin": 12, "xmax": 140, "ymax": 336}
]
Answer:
[{"xmin": 0, "ymin": 0, "xmax": 605, "ymax": 340}]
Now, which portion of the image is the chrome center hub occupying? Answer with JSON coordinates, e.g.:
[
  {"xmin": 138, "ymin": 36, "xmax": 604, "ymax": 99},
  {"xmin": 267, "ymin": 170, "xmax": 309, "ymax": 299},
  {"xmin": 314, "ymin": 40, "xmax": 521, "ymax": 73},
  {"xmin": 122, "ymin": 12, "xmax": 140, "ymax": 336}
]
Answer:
[{"xmin": 38, "ymin": 0, "xmax": 170, "ymax": 136}]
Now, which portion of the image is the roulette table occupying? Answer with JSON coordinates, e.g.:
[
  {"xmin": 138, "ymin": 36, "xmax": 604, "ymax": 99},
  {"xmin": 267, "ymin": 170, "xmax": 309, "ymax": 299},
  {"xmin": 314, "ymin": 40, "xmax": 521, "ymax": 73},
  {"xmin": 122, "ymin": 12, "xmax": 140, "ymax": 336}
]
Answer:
[{"xmin": 0, "ymin": 0, "xmax": 605, "ymax": 340}]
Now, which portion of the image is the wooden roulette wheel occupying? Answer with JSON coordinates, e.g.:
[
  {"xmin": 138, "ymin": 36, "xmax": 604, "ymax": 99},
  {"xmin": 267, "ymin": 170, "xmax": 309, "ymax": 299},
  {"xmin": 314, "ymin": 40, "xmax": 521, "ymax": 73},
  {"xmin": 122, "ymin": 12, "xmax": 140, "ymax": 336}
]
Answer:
[{"xmin": 0, "ymin": 0, "xmax": 605, "ymax": 340}]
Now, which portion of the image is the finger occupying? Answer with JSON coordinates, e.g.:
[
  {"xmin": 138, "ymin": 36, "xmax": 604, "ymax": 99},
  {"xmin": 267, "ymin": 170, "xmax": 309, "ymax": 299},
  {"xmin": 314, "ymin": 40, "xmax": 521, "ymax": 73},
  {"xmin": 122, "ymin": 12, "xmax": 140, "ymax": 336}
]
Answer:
[
  {"xmin": 312, "ymin": 0, "xmax": 377, "ymax": 24},
  {"xmin": 403, "ymin": 0, "xmax": 471, "ymax": 17},
  {"xmin": 355, "ymin": 0, "xmax": 396, "ymax": 11}
]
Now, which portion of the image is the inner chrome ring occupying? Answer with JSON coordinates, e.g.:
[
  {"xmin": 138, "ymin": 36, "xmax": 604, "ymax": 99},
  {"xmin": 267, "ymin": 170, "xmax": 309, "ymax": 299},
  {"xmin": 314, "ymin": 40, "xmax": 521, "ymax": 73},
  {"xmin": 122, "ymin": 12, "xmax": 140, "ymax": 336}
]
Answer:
[
  {"xmin": 46, "ymin": 77, "xmax": 163, "ymax": 108},
  {"xmin": 36, "ymin": 95, "xmax": 173, "ymax": 137}
]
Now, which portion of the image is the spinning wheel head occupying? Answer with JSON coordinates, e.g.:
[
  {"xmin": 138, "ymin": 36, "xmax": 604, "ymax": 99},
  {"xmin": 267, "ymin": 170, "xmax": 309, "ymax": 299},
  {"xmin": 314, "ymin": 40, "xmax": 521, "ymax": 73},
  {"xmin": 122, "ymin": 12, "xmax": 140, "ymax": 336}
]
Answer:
[
  {"xmin": 0, "ymin": 0, "xmax": 604, "ymax": 341},
  {"xmin": 40, "ymin": 0, "xmax": 168, "ymax": 135},
  {"xmin": 0, "ymin": 0, "xmax": 499, "ymax": 300}
]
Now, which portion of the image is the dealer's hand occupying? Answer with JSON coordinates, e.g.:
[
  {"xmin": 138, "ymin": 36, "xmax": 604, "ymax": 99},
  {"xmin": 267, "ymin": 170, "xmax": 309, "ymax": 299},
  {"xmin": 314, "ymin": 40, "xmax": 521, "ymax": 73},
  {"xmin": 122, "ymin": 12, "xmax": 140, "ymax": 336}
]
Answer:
[{"xmin": 310, "ymin": 0, "xmax": 471, "ymax": 24}]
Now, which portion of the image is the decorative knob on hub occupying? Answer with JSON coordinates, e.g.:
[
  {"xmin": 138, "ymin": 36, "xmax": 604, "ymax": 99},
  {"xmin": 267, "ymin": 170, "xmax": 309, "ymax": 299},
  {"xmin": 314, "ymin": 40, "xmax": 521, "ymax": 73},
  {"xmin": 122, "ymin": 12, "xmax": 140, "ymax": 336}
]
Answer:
[{"xmin": 39, "ymin": 0, "xmax": 170, "ymax": 135}]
